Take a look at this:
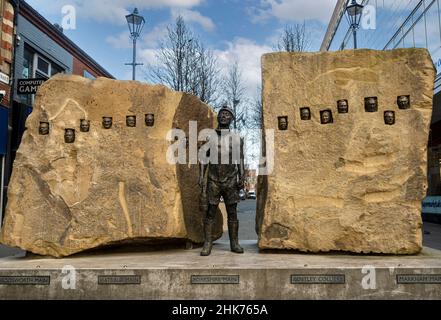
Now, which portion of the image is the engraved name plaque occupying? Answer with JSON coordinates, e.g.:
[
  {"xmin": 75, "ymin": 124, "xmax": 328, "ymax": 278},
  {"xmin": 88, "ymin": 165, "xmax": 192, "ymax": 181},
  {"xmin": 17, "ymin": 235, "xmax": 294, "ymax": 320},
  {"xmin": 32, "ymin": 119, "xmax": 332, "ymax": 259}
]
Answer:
[
  {"xmin": 0, "ymin": 276, "xmax": 50, "ymax": 285},
  {"xmin": 397, "ymin": 274, "xmax": 441, "ymax": 284},
  {"xmin": 98, "ymin": 275, "xmax": 141, "ymax": 285},
  {"xmin": 291, "ymin": 274, "xmax": 345, "ymax": 284},
  {"xmin": 191, "ymin": 275, "xmax": 240, "ymax": 284}
]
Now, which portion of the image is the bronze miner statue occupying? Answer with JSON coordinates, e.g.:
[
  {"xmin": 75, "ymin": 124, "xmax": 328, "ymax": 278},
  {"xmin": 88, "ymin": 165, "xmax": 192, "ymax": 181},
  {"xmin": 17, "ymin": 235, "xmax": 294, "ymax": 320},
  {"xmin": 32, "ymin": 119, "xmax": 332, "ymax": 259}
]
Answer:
[
  {"xmin": 39, "ymin": 122, "xmax": 49, "ymax": 135},
  {"xmin": 198, "ymin": 106, "xmax": 245, "ymax": 256},
  {"xmin": 64, "ymin": 128, "xmax": 75, "ymax": 143}
]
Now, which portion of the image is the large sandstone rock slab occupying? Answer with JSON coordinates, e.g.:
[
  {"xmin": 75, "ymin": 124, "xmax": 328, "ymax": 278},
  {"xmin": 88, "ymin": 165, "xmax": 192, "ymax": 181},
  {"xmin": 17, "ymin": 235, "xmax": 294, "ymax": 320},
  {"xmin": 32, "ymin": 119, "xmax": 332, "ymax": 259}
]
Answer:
[
  {"xmin": 0, "ymin": 75, "xmax": 222, "ymax": 257},
  {"xmin": 257, "ymin": 49, "xmax": 436, "ymax": 254}
]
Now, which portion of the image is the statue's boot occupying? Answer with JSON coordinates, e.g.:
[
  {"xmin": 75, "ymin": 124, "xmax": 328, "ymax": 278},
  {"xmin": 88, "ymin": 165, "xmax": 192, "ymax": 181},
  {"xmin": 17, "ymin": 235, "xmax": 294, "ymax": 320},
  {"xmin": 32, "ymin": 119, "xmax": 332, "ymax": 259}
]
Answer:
[
  {"xmin": 228, "ymin": 220, "xmax": 244, "ymax": 254},
  {"xmin": 200, "ymin": 219, "xmax": 214, "ymax": 256}
]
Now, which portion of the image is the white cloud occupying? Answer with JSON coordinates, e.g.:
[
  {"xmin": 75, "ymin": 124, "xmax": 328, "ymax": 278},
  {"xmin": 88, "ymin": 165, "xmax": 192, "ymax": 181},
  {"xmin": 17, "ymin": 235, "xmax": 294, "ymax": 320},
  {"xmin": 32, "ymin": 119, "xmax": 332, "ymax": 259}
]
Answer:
[
  {"xmin": 251, "ymin": 0, "xmax": 338, "ymax": 24},
  {"xmin": 171, "ymin": 8, "xmax": 216, "ymax": 32},
  {"xmin": 142, "ymin": 23, "xmax": 169, "ymax": 48},
  {"xmin": 139, "ymin": 48, "xmax": 161, "ymax": 67},
  {"xmin": 106, "ymin": 31, "xmax": 132, "ymax": 49},
  {"xmin": 26, "ymin": 0, "xmax": 204, "ymax": 25},
  {"xmin": 215, "ymin": 38, "xmax": 272, "ymax": 97}
]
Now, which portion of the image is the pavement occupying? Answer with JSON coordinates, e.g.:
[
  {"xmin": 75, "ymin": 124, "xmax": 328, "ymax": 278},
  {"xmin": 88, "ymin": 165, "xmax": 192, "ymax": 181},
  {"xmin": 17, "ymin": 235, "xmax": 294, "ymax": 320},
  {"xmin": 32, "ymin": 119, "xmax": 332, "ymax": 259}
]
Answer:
[{"xmin": 1, "ymin": 199, "xmax": 440, "ymax": 257}]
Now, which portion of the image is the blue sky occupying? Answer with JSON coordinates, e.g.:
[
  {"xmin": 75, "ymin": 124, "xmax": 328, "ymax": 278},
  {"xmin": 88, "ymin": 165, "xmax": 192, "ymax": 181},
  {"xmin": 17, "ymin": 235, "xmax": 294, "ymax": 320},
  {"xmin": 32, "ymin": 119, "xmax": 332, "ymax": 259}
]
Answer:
[{"xmin": 26, "ymin": 0, "xmax": 337, "ymax": 98}]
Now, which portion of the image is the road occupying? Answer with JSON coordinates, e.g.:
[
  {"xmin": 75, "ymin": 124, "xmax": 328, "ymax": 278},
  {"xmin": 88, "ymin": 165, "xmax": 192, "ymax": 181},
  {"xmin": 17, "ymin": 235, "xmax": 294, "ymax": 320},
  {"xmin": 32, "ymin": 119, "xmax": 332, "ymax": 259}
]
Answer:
[{"xmin": 1, "ymin": 199, "xmax": 440, "ymax": 257}]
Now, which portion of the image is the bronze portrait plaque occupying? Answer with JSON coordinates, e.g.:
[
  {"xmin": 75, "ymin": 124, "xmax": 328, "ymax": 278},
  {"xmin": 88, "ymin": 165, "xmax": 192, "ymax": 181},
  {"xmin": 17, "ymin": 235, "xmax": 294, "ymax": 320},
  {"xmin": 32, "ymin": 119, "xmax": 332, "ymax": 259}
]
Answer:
[
  {"xmin": 145, "ymin": 114, "xmax": 155, "ymax": 127},
  {"xmin": 39, "ymin": 122, "xmax": 49, "ymax": 135},
  {"xmin": 337, "ymin": 99, "xmax": 349, "ymax": 113},
  {"xmin": 365, "ymin": 97, "xmax": 378, "ymax": 112},
  {"xmin": 278, "ymin": 116, "xmax": 288, "ymax": 130},
  {"xmin": 397, "ymin": 95, "xmax": 410, "ymax": 109},
  {"xmin": 384, "ymin": 111, "xmax": 395, "ymax": 125},
  {"xmin": 320, "ymin": 110, "xmax": 333, "ymax": 124},
  {"xmin": 64, "ymin": 128, "xmax": 75, "ymax": 143},
  {"xmin": 80, "ymin": 119, "xmax": 90, "ymax": 132},
  {"xmin": 300, "ymin": 107, "xmax": 311, "ymax": 120},
  {"xmin": 126, "ymin": 115, "xmax": 136, "ymax": 127},
  {"xmin": 102, "ymin": 117, "xmax": 113, "ymax": 129}
]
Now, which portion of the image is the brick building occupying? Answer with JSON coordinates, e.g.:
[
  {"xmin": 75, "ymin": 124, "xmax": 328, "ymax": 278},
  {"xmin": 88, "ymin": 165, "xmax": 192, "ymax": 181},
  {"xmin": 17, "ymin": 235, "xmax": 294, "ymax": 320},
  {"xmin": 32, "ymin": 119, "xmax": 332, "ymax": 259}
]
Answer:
[{"xmin": 0, "ymin": 0, "xmax": 13, "ymax": 107}]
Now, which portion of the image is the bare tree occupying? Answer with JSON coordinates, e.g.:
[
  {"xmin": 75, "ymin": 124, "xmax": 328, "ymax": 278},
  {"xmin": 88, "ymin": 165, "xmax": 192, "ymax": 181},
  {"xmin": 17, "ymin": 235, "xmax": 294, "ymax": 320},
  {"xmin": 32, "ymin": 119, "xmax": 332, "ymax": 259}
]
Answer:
[
  {"xmin": 248, "ymin": 86, "xmax": 262, "ymax": 130},
  {"xmin": 222, "ymin": 61, "xmax": 246, "ymax": 129},
  {"xmin": 276, "ymin": 22, "xmax": 311, "ymax": 52},
  {"xmin": 195, "ymin": 44, "xmax": 221, "ymax": 105},
  {"xmin": 147, "ymin": 16, "xmax": 220, "ymax": 105}
]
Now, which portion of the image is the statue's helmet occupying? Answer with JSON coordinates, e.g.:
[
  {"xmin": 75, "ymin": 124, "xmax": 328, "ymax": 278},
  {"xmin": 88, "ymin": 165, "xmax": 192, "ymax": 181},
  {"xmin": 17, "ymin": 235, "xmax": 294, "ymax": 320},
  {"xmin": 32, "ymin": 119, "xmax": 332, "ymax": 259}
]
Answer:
[{"xmin": 218, "ymin": 105, "xmax": 236, "ymax": 120}]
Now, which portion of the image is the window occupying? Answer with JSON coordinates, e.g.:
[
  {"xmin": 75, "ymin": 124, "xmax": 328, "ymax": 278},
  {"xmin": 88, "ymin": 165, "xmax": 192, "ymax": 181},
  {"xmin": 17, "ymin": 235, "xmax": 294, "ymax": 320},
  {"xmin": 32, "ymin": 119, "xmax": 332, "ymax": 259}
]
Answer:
[
  {"xmin": 32, "ymin": 53, "xmax": 65, "ymax": 79},
  {"xmin": 51, "ymin": 63, "xmax": 64, "ymax": 77},
  {"xmin": 34, "ymin": 55, "xmax": 50, "ymax": 79},
  {"xmin": 22, "ymin": 45, "xmax": 34, "ymax": 79},
  {"xmin": 19, "ymin": 44, "xmax": 66, "ymax": 105}
]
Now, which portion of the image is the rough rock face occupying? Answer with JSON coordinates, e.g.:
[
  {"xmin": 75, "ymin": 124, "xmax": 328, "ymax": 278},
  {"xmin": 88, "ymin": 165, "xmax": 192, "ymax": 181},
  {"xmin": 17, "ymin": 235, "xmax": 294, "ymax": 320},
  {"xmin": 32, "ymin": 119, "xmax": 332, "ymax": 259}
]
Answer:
[
  {"xmin": 0, "ymin": 75, "xmax": 222, "ymax": 257},
  {"xmin": 257, "ymin": 49, "xmax": 436, "ymax": 254}
]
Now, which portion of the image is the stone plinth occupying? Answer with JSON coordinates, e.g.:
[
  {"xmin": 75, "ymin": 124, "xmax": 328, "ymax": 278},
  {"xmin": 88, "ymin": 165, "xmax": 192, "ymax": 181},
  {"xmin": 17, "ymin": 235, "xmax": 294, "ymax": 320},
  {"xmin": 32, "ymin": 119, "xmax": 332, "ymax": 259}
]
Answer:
[{"xmin": 0, "ymin": 241, "xmax": 441, "ymax": 299}]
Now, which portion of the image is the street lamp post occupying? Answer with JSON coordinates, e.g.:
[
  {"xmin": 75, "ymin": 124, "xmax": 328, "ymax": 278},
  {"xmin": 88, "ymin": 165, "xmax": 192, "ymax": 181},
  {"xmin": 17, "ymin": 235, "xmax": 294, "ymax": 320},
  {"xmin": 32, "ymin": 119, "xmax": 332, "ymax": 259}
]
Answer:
[
  {"xmin": 345, "ymin": 0, "xmax": 364, "ymax": 49},
  {"xmin": 125, "ymin": 8, "xmax": 145, "ymax": 80}
]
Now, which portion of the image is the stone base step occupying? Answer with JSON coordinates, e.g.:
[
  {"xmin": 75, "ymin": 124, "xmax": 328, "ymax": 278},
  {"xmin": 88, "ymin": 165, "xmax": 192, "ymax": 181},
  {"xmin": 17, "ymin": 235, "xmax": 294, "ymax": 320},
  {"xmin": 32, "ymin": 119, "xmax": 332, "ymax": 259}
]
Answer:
[{"xmin": 0, "ymin": 241, "xmax": 440, "ymax": 300}]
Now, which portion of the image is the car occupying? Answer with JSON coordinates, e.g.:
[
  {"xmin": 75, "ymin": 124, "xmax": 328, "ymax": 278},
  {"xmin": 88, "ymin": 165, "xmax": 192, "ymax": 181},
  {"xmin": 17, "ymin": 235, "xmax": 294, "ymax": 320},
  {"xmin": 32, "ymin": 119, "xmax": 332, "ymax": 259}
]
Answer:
[
  {"xmin": 239, "ymin": 189, "xmax": 246, "ymax": 200},
  {"xmin": 247, "ymin": 191, "xmax": 256, "ymax": 199}
]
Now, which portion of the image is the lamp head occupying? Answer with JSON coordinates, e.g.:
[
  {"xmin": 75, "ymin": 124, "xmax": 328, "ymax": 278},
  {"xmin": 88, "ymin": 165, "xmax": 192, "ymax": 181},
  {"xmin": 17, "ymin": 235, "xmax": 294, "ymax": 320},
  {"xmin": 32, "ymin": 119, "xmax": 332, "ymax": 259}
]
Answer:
[{"xmin": 126, "ymin": 8, "xmax": 145, "ymax": 38}]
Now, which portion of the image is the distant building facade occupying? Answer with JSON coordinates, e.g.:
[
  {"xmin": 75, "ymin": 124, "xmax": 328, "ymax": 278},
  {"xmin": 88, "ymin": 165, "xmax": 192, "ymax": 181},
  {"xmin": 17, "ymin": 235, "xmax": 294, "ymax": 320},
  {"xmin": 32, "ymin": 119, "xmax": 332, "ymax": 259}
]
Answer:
[{"xmin": 244, "ymin": 168, "xmax": 257, "ymax": 194}]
